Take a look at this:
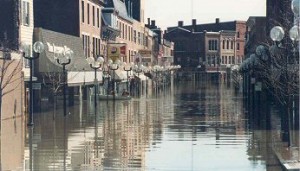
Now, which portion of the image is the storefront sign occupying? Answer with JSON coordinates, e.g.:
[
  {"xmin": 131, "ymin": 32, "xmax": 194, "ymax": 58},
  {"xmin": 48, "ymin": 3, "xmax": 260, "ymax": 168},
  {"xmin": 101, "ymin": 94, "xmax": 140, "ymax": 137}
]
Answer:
[{"xmin": 108, "ymin": 43, "xmax": 126, "ymax": 62}]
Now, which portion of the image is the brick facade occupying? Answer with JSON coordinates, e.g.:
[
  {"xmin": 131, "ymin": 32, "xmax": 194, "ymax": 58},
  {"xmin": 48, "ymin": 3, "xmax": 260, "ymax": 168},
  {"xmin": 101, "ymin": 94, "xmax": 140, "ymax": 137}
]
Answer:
[{"xmin": 165, "ymin": 19, "xmax": 246, "ymax": 71}]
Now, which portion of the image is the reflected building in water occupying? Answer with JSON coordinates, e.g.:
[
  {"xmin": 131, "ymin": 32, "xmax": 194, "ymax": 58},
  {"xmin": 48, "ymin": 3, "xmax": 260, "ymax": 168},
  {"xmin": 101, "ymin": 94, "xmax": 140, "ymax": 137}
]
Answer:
[{"xmin": 23, "ymin": 98, "xmax": 161, "ymax": 170}]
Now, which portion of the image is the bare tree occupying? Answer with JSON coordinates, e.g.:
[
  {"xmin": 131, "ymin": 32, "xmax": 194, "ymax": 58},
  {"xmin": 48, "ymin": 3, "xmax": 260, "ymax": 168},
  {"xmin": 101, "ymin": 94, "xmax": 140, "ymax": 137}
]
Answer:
[
  {"xmin": 0, "ymin": 43, "xmax": 23, "ymax": 171},
  {"xmin": 0, "ymin": 41, "xmax": 23, "ymax": 121}
]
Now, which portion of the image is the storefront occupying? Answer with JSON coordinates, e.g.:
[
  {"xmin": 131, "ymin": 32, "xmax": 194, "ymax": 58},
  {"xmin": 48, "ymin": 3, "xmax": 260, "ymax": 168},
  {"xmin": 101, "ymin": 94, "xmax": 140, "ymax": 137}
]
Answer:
[{"xmin": 33, "ymin": 28, "xmax": 103, "ymax": 102}]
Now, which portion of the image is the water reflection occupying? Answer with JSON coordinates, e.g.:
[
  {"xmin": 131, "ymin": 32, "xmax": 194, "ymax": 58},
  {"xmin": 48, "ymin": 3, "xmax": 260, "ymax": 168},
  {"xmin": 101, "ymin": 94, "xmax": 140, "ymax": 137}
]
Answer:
[{"xmin": 1, "ymin": 81, "xmax": 285, "ymax": 170}]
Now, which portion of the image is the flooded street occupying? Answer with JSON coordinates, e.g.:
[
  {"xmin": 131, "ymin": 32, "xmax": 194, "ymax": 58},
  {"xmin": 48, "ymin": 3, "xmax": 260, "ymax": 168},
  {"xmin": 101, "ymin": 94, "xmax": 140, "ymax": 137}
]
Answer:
[{"xmin": 4, "ymin": 82, "xmax": 283, "ymax": 171}]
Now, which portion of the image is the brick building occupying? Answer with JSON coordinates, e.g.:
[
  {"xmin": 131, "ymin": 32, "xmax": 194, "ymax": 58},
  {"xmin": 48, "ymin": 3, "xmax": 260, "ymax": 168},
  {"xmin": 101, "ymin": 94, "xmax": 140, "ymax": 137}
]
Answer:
[
  {"xmin": 165, "ymin": 19, "xmax": 246, "ymax": 72},
  {"xmin": 34, "ymin": 0, "xmax": 106, "ymax": 58},
  {"xmin": 164, "ymin": 26, "xmax": 202, "ymax": 69}
]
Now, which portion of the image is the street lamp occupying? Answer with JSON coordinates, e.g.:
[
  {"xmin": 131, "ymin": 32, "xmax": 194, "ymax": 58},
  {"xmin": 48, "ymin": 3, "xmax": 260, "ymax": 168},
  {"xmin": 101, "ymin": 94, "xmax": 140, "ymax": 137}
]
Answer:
[
  {"xmin": 108, "ymin": 59, "xmax": 120, "ymax": 100},
  {"xmin": 102, "ymin": 65, "xmax": 110, "ymax": 98},
  {"xmin": 123, "ymin": 62, "xmax": 133, "ymax": 93},
  {"xmin": 54, "ymin": 49, "xmax": 73, "ymax": 116},
  {"xmin": 22, "ymin": 41, "xmax": 45, "ymax": 126},
  {"xmin": 268, "ymin": 0, "xmax": 299, "ymax": 147},
  {"xmin": 133, "ymin": 64, "xmax": 144, "ymax": 96},
  {"xmin": 87, "ymin": 56, "xmax": 104, "ymax": 109},
  {"xmin": 153, "ymin": 65, "xmax": 160, "ymax": 92}
]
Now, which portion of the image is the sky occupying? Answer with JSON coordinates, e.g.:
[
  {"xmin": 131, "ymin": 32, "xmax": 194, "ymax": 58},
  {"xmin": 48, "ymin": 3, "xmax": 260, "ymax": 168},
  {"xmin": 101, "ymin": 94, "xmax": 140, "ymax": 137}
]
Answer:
[{"xmin": 145, "ymin": 0, "xmax": 266, "ymax": 30}]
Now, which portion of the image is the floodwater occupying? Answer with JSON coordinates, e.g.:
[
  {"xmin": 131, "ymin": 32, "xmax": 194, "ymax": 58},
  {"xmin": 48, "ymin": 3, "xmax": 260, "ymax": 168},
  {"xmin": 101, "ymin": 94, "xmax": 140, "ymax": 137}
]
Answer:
[{"xmin": 2, "ymin": 82, "xmax": 283, "ymax": 171}]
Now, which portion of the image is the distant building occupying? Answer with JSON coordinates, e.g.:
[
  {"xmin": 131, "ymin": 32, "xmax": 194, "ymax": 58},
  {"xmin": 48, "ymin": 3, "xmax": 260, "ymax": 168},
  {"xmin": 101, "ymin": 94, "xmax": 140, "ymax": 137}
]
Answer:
[
  {"xmin": 164, "ymin": 26, "xmax": 201, "ymax": 69},
  {"xmin": 201, "ymin": 30, "xmax": 238, "ymax": 75},
  {"xmin": 165, "ymin": 19, "xmax": 246, "ymax": 72},
  {"xmin": 146, "ymin": 19, "xmax": 175, "ymax": 65}
]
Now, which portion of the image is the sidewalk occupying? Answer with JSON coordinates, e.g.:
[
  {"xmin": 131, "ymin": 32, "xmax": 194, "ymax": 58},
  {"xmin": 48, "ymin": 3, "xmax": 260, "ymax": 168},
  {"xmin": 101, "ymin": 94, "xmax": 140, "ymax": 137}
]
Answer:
[{"xmin": 273, "ymin": 142, "xmax": 300, "ymax": 171}]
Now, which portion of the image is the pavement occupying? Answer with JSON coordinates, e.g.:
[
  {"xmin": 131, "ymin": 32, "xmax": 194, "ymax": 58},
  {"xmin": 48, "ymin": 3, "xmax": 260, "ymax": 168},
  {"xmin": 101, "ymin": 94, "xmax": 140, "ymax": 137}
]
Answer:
[{"xmin": 273, "ymin": 142, "xmax": 300, "ymax": 171}]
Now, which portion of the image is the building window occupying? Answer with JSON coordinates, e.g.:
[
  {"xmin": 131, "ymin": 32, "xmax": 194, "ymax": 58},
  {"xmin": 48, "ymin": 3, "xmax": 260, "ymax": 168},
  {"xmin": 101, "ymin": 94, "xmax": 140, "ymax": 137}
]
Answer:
[
  {"xmin": 97, "ymin": 8, "xmax": 100, "ymax": 28},
  {"xmin": 226, "ymin": 40, "xmax": 229, "ymax": 49},
  {"xmin": 138, "ymin": 32, "xmax": 141, "ymax": 44},
  {"xmin": 22, "ymin": 1, "xmax": 30, "ymax": 26},
  {"xmin": 237, "ymin": 43, "xmax": 240, "ymax": 50},
  {"xmin": 82, "ymin": 35, "xmax": 90, "ymax": 57},
  {"xmin": 131, "ymin": 28, "xmax": 133, "ymax": 42},
  {"xmin": 237, "ymin": 32, "xmax": 240, "ymax": 38},
  {"xmin": 145, "ymin": 36, "xmax": 148, "ymax": 47},
  {"xmin": 119, "ymin": 22, "xmax": 121, "ymax": 38},
  {"xmin": 93, "ymin": 37, "xmax": 95, "ymax": 56},
  {"xmin": 134, "ymin": 30, "xmax": 137, "ymax": 43},
  {"xmin": 87, "ymin": 36, "xmax": 90, "ymax": 57},
  {"xmin": 128, "ymin": 27, "xmax": 131, "ymax": 41},
  {"xmin": 98, "ymin": 39, "xmax": 100, "ymax": 55},
  {"xmin": 22, "ymin": 44, "xmax": 31, "ymax": 67},
  {"xmin": 82, "ymin": 35, "xmax": 86, "ymax": 57},
  {"xmin": 231, "ymin": 41, "xmax": 234, "ymax": 49},
  {"xmin": 208, "ymin": 56, "xmax": 211, "ymax": 65},
  {"xmin": 208, "ymin": 40, "xmax": 218, "ymax": 51},
  {"xmin": 81, "ymin": 1, "xmax": 84, "ymax": 23},
  {"xmin": 222, "ymin": 40, "xmax": 225, "ymax": 49},
  {"xmin": 125, "ymin": 25, "xmax": 127, "ymax": 40},
  {"xmin": 122, "ymin": 23, "xmax": 124, "ymax": 39},
  {"xmin": 87, "ymin": 3, "xmax": 90, "ymax": 25},
  {"xmin": 92, "ymin": 6, "xmax": 95, "ymax": 26}
]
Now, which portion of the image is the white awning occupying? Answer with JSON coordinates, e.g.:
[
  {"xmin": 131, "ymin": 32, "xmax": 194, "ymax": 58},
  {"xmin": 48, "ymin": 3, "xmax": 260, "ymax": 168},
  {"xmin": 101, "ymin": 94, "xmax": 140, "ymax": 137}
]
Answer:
[
  {"xmin": 111, "ymin": 69, "xmax": 127, "ymax": 81},
  {"xmin": 68, "ymin": 71, "xmax": 103, "ymax": 87},
  {"xmin": 134, "ymin": 73, "xmax": 147, "ymax": 81}
]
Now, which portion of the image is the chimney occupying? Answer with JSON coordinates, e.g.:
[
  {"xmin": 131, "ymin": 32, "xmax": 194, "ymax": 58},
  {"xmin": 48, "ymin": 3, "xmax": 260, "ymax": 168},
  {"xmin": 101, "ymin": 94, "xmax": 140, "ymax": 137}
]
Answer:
[
  {"xmin": 216, "ymin": 18, "xmax": 220, "ymax": 24},
  {"xmin": 192, "ymin": 19, "xmax": 197, "ymax": 26},
  {"xmin": 178, "ymin": 21, "xmax": 183, "ymax": 27},
  {"xmin": 148, "ymin": 18, "xmax": 150, "ymax": 26},
  {"xmin": 192, "ymin": 19, "xmax": 197, "ymax": 32},
  {"xmin": 151, "ymin": 20, "xmax": 156, "ymax": 26}
]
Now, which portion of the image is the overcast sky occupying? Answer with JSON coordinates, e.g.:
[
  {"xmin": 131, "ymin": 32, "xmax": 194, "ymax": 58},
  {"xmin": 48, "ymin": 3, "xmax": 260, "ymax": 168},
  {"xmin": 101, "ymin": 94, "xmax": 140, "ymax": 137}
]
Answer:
[{"xmin": 145, "ymin": 0, "xmax": 266, "ymax": 30}]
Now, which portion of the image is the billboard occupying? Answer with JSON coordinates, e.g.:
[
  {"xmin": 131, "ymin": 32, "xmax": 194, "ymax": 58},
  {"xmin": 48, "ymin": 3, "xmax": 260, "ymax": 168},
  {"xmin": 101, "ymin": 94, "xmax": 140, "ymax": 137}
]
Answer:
[{"xmin": 107, "ymin": 43, "xmax": 126, "ymax": 62}]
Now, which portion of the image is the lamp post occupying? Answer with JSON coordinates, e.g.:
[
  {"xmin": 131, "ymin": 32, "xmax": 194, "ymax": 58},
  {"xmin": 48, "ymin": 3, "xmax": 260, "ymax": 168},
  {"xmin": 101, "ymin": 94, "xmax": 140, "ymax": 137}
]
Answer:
[
  {"xmin": 123, "ymin": 62, "xmax": 132, "ymax": 93},
  {"xmin": 108, "ymin": 59, "xmax": 120, "ymax": 100},
  {"xmin": 87, "ymin": 56, "xmax": 104, "ymax": 109},
  {"xmin": 22, "ymin": 41, "xmax": 45, "ymax": 126},
  {"xmin": 267, "ymin": 0, "xmax": 299, "ymax": 146},
  {"xmin": 55, "ymin": 50, "xmax": 73, "ymax": 117},
  {"xmin": 153, "ymin": 65, "xmax": 160, "ymax": 94},
  {"xmin": 102, "ymin": 65, "xmax": 110, "ymax": 99},
  {"xmin": 133, "ymin": 64, "xmax": 143, "ymax": 96}
]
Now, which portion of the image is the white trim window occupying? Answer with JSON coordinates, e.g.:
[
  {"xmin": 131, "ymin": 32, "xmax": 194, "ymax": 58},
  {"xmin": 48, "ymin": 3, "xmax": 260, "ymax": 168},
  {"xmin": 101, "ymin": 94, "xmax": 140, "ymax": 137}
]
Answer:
[
  {"xmin": 22, "ymin": 0, "xmax": 30, "ymax": 26},
  {"xmin": 23, "ymin": 44, "xmax": 31, "ymax": 68}
]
